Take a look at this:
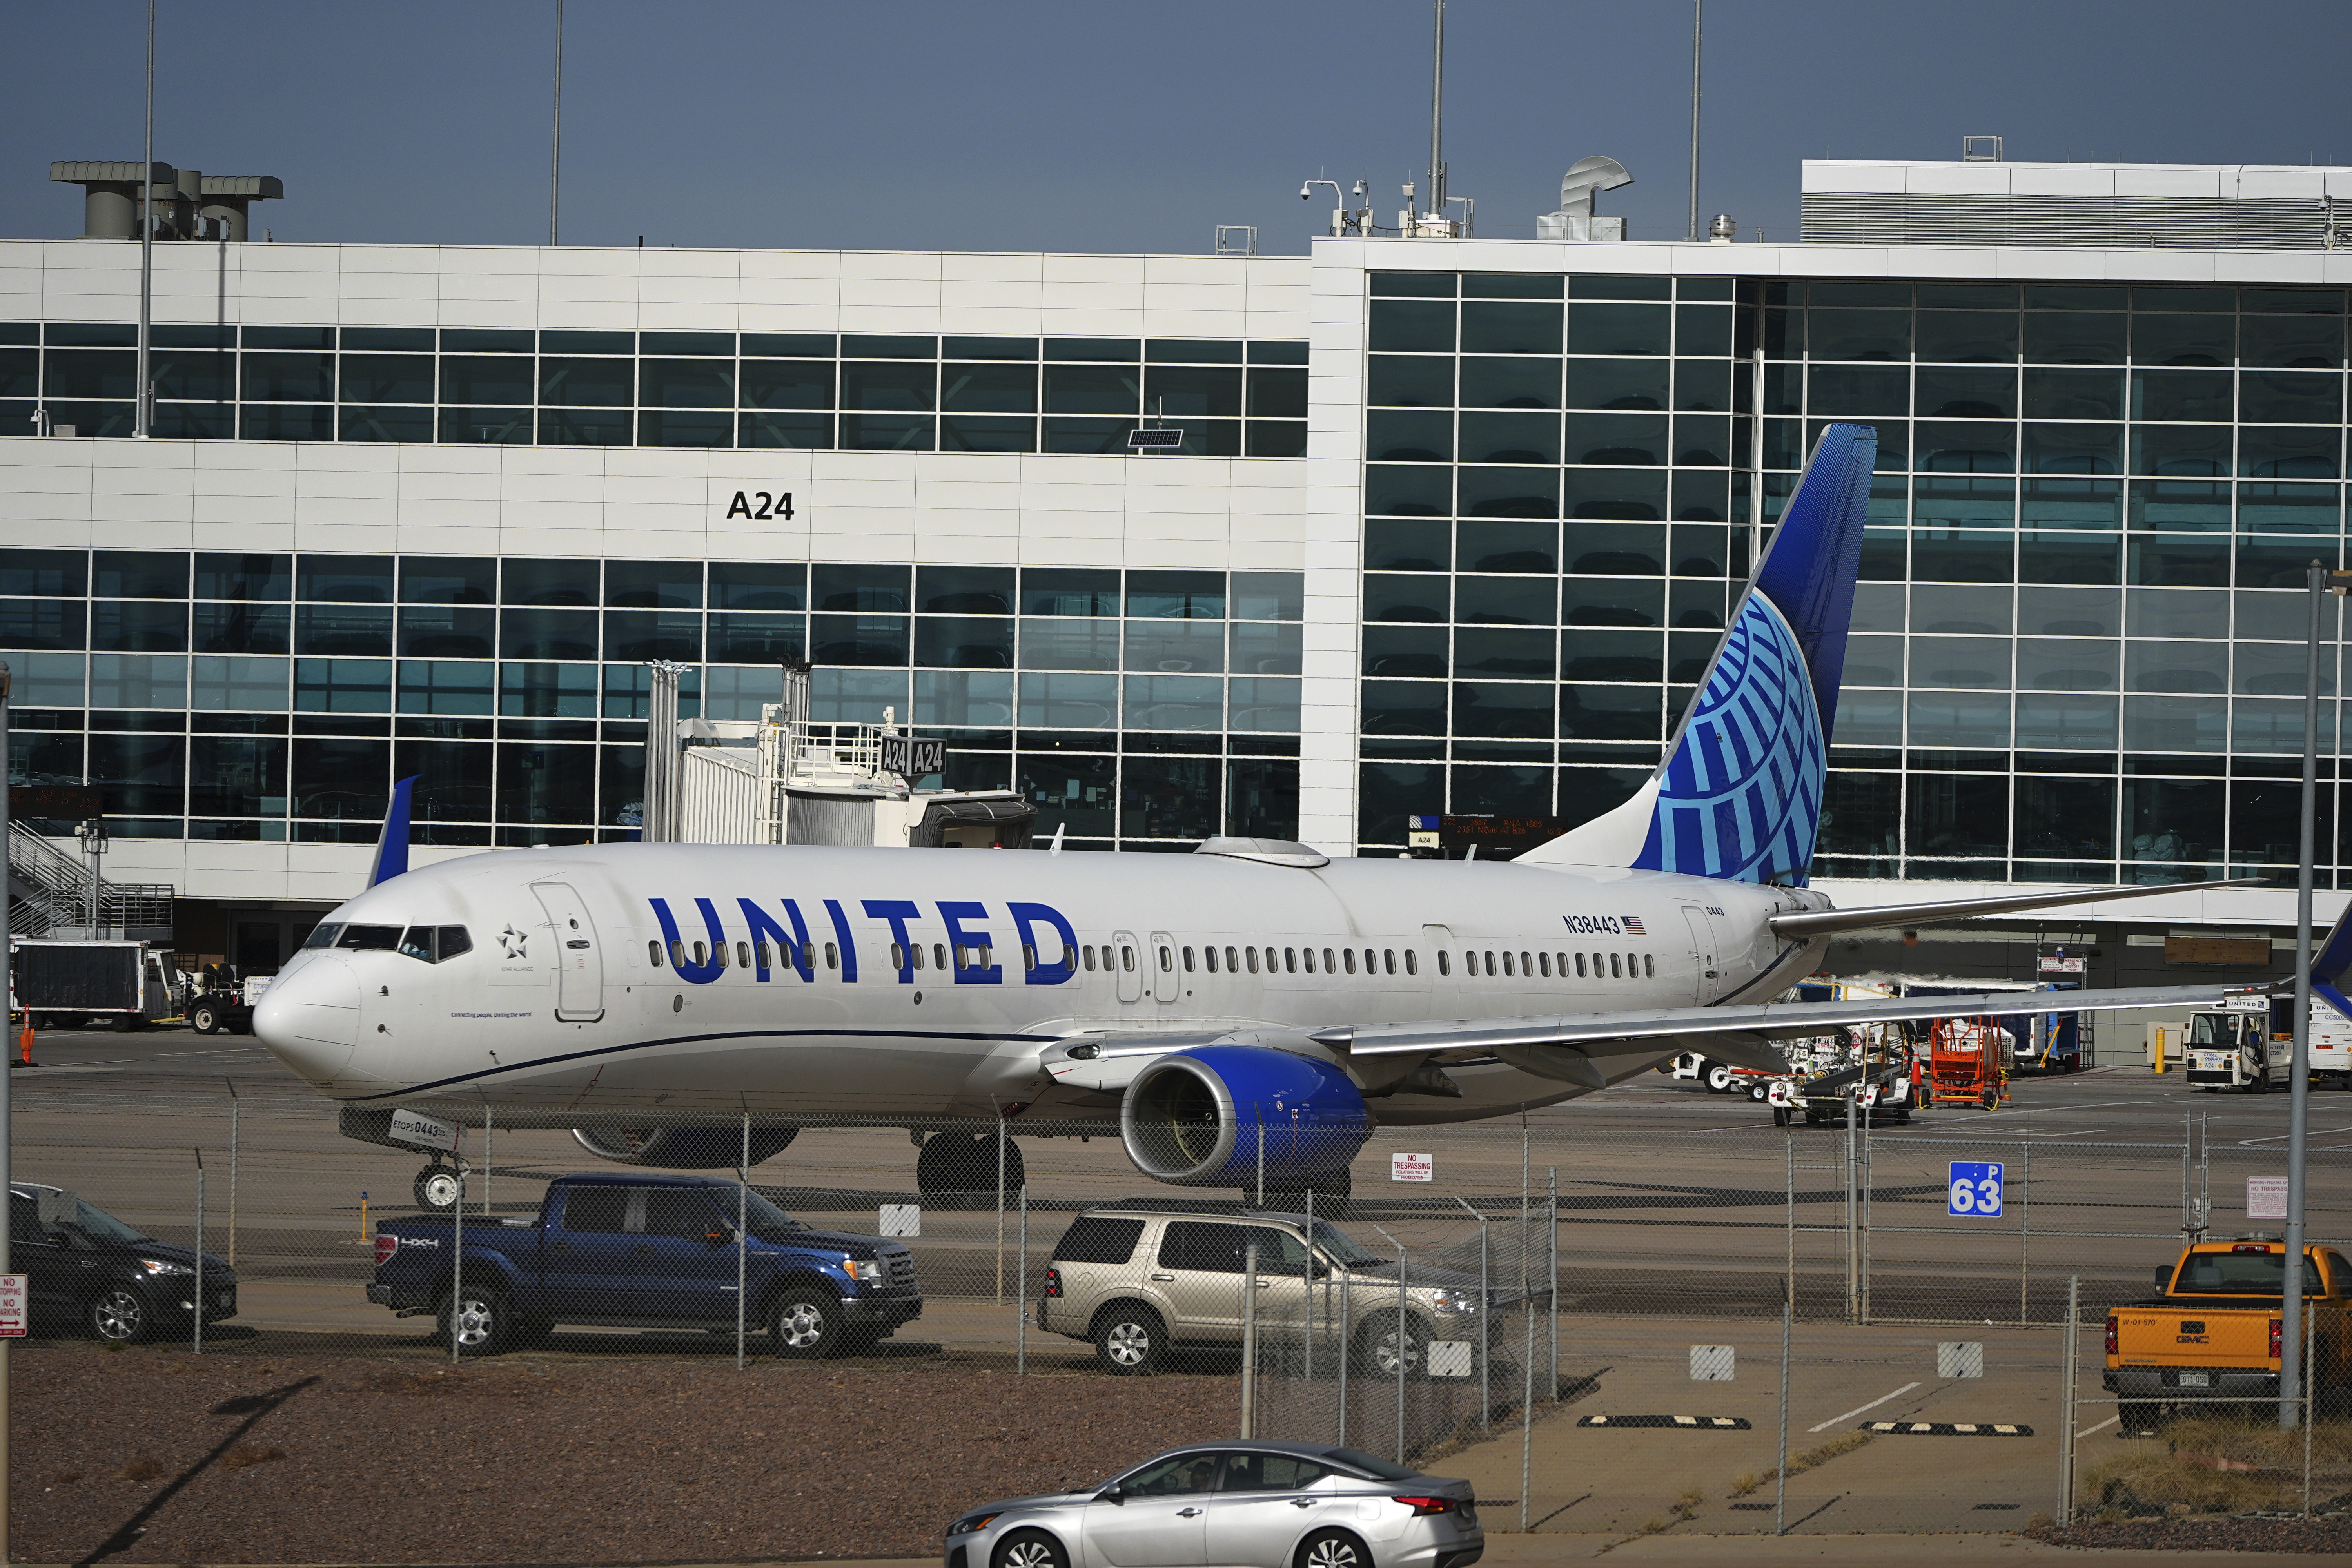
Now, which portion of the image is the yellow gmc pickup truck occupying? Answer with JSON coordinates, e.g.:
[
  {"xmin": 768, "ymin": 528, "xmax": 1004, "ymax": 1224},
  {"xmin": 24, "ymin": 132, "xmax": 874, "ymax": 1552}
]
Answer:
[{"xmin": 2105, "ymin": 1239, "xmax": 2352, "ymax": 1428}]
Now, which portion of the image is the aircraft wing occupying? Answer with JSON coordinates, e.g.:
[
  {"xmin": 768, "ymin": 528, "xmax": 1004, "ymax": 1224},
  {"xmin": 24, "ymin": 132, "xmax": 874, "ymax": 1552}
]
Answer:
[{"xmin": 1308, "ymin": 980, "xmax": 2266, "ymax": 1081}]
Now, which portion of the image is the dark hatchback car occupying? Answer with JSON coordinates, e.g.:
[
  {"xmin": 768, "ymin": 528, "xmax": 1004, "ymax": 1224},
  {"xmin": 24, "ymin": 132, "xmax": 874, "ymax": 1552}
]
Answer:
[{"xmin": 10, "ymin": 1183, "xmax": 237, "ymax": 1342}]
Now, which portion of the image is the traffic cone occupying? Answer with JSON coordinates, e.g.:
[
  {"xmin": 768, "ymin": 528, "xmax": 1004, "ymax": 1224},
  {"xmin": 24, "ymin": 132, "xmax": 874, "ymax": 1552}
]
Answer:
[{"xmin": 16, "ymin": 1022, "xmax": 33, "ymax": 1068}]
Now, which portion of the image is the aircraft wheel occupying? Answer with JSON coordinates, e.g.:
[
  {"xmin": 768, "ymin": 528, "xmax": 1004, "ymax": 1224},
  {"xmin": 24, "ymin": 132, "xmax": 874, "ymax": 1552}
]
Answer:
[
  {"xmin": 1704, "ymin": 1063, "xmax": 1734, "ymax": 1094},
  {"xmin": 414, "ymin": 1165, "xmax": 463, "ymax": 1210},
  {"xmin": 915, "ymin": 1131, "xmax": 1023, "ymax": 1198}
]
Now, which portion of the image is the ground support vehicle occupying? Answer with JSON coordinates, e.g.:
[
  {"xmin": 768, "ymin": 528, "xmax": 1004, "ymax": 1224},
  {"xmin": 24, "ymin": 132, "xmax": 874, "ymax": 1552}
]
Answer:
[
  {"xmin": 942, "ymin": 1440, "xmax": 1483, "ymax": 1568},
  {"xmin": 1038, "ymin": 1200, "xmax": 1494, "ymax": 1378},
  {"xmin": 2104, "ymin": 1238, "xmax": 2352, "ymax": 1432},
  {"xmin": 2184, "ymin": 994, "xmax": 2352, "ymax": 1091},
  {"xmin": 367, "ymin": 1172, "xmax": 921, "ymax": 1356},
  {"xmin": 9, "ymin": 1183, "xmax": 236, "ymax": 1342},
  {"xmin": 2184, "ymin": 1005, "xmax": 2275, "ymax": 1092},
  {"xmin": 1925, "ymin": 1017, "xmax": 2011, "ymax": 1109},
  {"xmin": 187, "ymin": 967, "xmax": 272, "ymax": 1035},
  {"xmin": 1767, "ymin": 1056, "xmax": 1926, "ymax": 1127},
  {"xmin": 8, "ymin": 938, "xmax": 176, "ymax": 1029},
  {"xmin": 1661, "ymin": 1051, "xmax": 1769, "ymax": 1098}
]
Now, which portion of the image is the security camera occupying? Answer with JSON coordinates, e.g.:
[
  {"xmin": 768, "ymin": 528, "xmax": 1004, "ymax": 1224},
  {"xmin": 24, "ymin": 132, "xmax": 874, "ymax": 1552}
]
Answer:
[{"xmin": 1299, "ymin": 184, "xmax": 1312, "ymax": 200}]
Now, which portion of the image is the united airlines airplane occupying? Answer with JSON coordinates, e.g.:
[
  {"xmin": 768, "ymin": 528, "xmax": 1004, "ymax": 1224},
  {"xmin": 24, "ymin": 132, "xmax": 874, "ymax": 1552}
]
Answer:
[{"xmin": 254, "ymin": 426, "xmax": 2286, "ymax": 1207}]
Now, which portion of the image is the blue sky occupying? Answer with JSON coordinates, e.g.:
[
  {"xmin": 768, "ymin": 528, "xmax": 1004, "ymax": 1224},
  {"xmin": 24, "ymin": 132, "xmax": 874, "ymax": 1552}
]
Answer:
[{"xmin": 5, "ymin": 0, "xmax": 2349, "ymax": 256}]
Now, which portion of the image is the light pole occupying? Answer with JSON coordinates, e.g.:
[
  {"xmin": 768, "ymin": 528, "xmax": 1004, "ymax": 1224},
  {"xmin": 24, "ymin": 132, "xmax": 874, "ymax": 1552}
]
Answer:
[{"xmin": 2283, "ymin": 562, "xmax": 2352, "ymax": 1428}]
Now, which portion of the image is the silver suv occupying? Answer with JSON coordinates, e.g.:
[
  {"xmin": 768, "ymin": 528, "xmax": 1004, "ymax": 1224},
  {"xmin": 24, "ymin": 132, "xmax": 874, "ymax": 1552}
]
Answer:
[
  {"xmin": 943, "ymin": 1439, "xmax": 1483, "ymax": 1568},
  {"xmin": 1037, "ymin": 1201, "xmax": 1486, "ymax": 1377}
]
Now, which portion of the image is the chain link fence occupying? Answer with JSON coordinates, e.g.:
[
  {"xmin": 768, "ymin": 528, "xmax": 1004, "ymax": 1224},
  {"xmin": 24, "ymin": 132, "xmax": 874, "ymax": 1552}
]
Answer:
[{"xmin": 13, "ymin": 1076, "xmax": 2352, "ymax": 1533}]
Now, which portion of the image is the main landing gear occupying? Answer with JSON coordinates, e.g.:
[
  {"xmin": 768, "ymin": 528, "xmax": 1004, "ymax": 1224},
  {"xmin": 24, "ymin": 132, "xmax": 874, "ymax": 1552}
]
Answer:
[{"xmin": 914, "ymin": 1130, "xmax": 1026, "ymax": 1197}]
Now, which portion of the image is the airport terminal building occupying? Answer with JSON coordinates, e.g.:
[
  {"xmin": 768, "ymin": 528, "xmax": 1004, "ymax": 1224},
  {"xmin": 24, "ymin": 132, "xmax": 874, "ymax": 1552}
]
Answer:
[{"xmin": 4, "ymin": 154, "xmax": 2351, "ymax": 976}]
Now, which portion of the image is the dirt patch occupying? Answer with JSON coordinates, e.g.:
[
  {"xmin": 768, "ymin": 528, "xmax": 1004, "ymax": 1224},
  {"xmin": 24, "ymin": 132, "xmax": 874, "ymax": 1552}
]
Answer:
[
  {"xmin": 15, "ymin": 1340, "xmax": 1236, "ymax": 1563},
  {"xmin": 2028, "ymin": 1517, "xmax": 2352, "ymax": 1553}
]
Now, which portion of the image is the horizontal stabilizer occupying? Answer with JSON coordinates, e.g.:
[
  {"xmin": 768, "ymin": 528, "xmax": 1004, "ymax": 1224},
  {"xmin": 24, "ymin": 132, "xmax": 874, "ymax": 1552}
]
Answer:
[{"xmin": 1770, "ymin": 878, "xmax": 2269, "ymax": 940}]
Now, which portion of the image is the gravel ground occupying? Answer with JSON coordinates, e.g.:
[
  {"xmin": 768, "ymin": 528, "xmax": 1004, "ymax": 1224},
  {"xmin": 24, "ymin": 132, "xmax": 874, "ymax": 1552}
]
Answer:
[
  {"xmin": 16, "ymin": 1340, "xmax": 1236, "ymax": 1564},
  {"xmin": 2027, "ymin": 1517, "xmax": 2352, "ymax": 1553}
]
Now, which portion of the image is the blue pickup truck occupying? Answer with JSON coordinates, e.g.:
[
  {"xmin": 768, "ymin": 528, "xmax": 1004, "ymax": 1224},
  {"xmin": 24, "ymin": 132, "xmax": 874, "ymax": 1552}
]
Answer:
[{"xmin": 367, "ymin": 1172, "xmax": 922, "ymax": 1357}]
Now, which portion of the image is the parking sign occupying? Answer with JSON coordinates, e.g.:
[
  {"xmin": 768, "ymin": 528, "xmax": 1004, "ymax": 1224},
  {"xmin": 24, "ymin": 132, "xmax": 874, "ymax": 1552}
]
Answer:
[
  {"xmin": 0, "ymin": 1274, "xmax": 24, "ymax": 1338},
  {"xmin": 1948, "ymin": 1161, "xmax": 2004, "ymax": 1217}
]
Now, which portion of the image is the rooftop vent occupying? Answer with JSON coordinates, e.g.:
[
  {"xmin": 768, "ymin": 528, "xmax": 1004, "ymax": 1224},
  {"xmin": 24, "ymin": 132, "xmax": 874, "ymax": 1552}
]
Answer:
[
  {"xmin": 50, "ymin": 161, "xmax": 283, "ymax": 241},
  {"xmin": 1537, "ymin": 156, "xmax": 1632, "ymax": 241},
  {"xmin": 1961, "ymin": 135, "xmax": 2002, "ymax": 163}
]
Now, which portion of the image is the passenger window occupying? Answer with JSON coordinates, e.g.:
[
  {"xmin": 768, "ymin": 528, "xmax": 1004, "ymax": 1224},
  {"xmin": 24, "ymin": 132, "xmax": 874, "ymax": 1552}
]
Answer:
[
  {"xmin": 891, "ymin": 942, "xmax": 907, "ymax": 971},
  {"xmin": 1183, "ymin": 946, "xmax": 1196, "ymax": 971},
  {"xmin": 1159, "ymin": 945, "xmax": 1173, "ymax": 971},
  {"xmin": 648, "ymin": 940, "xmax": 665, "ymax": 966},
  {"xmin": 1538, "ymin": 953, "xmax": 1551, "ymax": 977},
  {"xmin": 1245, "ymin": 947, "xmax": 1260, "ymax": 973},
  {"xmin": 1303, "ymin": 949, "xmax": 1317, "ymax": 974},
  {"xmin": 1220, "ymin": 1454, "xmax": 1330, "ymax": 1492},
  {"xmin": 824, "ymin": 942, "xmax": 838, "ymax": 969},
  {"xmin": 1404, "ymin": 950, "xmax": 1418, "ymax": 976},
  {"xmin": 1052, "ymin": 1215, "xmax": 1146, "ymax": 1264},
  {"xmin": 1284, "ymin": 948, "xmax": 1298, "ymax": 973},
  {"xmin": 644, "ymin": 1189, "xmax": 724, "ymax": 1240},
  {"xmin": 1502, "ymin": 952, "xmax": 1514, "ymax": 978},
  {"xmin": 1485, "ymin": 951, "xmax": 1497, "ymax": 976},
  {"xmin": 1323, "ymin": 947, "xmax": 1337, "ymax": 972},
  {"xmin": 1123, "ymin": 1453, "xmax": 1223, "ymax": 1496},
  {"xmin": 1061, "ymin": 944, "xmax": 1076, "ymax": 970},
  {"xmin": 1343, "ymin": 949, "xmax": 1356, "ymax": 975},
  {"xmin": 737, "ymin": 942, "xmax": 751, "ymax": 969},
  {"xmin": 1644, "ymin": 953, "xmax": 1655, "ymax": 978},
  {"xmin": 1433, "ymin": 951, "xmax": 1446, "ymax": 976},
  {"xmin": 1081, "ymin": 946, "xmax": 1096, "ymax": 972},
  {"xmin": 1608, "ymin": 953, "xmax": 1621, "ymax": 978},
  {"xmin": 1521, "ymin": 951, "xmax": 1533, "ymax": 976},
  {"xmin": 1160, "ymin": 1220, "xmax": 1249, "ymax": 1273},
  {"xmin": 670, "ymin": 940, "xmax": 686, "ymax": 966},
  {"xmin": 1122, "ymin": 945, "xmax": 1136, "ymax": 972},
  {"xmin": 934, "ymin": 943, "xmax": 948, "ymax": 971},
  {"xmin": 562, "ymin": 1186, "xmax": 630, "ymax": 1233}
]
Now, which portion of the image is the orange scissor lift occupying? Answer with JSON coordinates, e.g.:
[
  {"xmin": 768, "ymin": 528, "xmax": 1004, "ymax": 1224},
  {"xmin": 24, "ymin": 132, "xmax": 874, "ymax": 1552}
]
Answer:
[{"xmin": 1925, "ymin": 1016, "xmax": 2013, "ymax": 1110}]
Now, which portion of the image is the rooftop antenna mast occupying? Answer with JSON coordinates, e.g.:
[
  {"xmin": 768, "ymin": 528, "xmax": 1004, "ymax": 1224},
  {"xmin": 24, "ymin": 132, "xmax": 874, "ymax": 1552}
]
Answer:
[
  {"xmin": 1687, "ymin": 0, "xmax": 1702, "ymax": 241},
  {"xmin": 549, "ymin": 0, "xmax": 564, "ymax": 246},
  {"xmin": 135, "ymin": 0, "xmax": 154, "ymax": 439},
  {"xmin": 1427, "ymin": 0, "xmax": 1446, "ymax": 225}
]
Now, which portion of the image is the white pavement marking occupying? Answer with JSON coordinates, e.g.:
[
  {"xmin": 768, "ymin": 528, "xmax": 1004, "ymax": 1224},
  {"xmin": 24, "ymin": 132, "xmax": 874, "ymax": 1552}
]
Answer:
[
  {"xmin": 1808, "ymin": 1381, "xmax": 1922, "ymax": 1433},
  {"xmin": 2078, "ymin": 1415, "xmax": 2120, "ymax": 1438},
  {"xmin": 160, "ymin": 1048, "xmax": 273, "ymax": 1057},
  {"xmin": 2239, "ymin": 1126, "xmax": 2352, "ymax": 1145}
]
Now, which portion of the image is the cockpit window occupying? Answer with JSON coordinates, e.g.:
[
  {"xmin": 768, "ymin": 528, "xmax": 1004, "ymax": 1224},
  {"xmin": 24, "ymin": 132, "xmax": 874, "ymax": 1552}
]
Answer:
[
  {"xmin": 394, "ymin": 926, "xmax": 474, "ymax": 964},
  {"xmin": 305, "ymin": 924, "xmax": 344, "ymax": 950},
  {"xmin": 336, "ymin": 925, "xmax": 403, "ymax": 951}
]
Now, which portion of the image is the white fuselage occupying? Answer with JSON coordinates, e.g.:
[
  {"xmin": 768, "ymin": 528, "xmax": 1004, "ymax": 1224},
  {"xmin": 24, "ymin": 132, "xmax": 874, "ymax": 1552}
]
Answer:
[{"xmin": 252, "ymin": 843, "xmax": 1831, "ymax": 1128}]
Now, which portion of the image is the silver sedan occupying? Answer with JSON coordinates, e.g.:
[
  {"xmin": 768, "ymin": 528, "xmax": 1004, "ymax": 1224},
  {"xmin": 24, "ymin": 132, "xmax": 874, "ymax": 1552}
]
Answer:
[{"xmin": 943, "ymin": 1441, "xmax": 1483, "ymax": 1568}]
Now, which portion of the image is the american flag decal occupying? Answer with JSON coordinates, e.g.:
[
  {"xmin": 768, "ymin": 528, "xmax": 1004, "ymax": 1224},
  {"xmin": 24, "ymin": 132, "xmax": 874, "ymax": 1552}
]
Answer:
[{"xmin": 1623, "ymin": 915, "xmax": 1646, "ymax": 935}]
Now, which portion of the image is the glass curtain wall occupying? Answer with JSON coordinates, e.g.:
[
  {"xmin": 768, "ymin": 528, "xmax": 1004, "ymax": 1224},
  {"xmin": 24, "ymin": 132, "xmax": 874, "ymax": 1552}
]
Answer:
[
  {"xmin": 1, "ymin": 552, "xmax": 1303, "ymax": 851},
  {"xmin": 0, "ymin": 325, "xmax": 1309, "ymax": 458},
  {"xmin": 1357, "ymin": 273, "xmax": 2352, "ymax": 887}
]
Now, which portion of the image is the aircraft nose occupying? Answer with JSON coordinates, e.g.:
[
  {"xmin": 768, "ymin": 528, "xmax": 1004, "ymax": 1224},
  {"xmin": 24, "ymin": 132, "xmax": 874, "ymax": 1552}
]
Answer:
[{"xmin": 253, "ymin": 956, "xmax": 365, "ymax": 1091}]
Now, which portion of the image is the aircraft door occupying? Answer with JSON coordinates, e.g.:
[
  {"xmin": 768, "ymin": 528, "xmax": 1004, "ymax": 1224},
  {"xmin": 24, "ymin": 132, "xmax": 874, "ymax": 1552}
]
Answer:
[
  {"xmin": 1680, "ymin": 906, "xmax": 1723, "ymax": 1004},
  {"xmin": 533, "ymin": 882, "xmax": 606, "ymax": 1022},
  {"xmin": 1113, "ymin": 930, "xmax": 1144, "ymax": 1005},
  {"xmin": 1422, "ymin": 924, "xmax": 1459, "ymax": 1016},
  {"xmin": 1149, "ymin": 930, "xmax": 1180, "ymax": 1005}
]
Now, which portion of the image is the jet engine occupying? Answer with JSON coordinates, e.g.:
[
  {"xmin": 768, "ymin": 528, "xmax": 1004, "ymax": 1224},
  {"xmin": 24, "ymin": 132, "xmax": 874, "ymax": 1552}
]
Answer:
[
  {"xmin": 1119, "ymin": 1046, "xmax": 1369, "ymax": 1187},
  {"xmin": 571, "ymin": 1125, "xmax": 799, "ymax": 1169}
]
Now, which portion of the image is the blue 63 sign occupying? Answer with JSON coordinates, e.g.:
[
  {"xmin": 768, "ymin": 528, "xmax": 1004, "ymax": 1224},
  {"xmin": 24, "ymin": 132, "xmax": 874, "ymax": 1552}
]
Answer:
[{"xmin": 1948, "ymin": 1161, "xmax": 2004, "ymax": 1218}]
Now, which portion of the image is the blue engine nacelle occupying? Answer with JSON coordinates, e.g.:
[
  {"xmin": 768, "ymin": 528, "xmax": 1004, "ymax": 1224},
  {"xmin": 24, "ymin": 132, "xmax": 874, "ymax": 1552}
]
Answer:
[
  {"xmin": 571, "ymin": 1125, "xmax": 799, "ymax": 1169},
  {"xmin": 1119, "ymin": 1046, "xmax": 1370, "ymax": 1186}
]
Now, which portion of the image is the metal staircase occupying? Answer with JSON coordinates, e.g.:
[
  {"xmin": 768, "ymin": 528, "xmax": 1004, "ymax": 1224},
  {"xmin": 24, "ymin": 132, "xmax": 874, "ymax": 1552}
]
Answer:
[{"xmin": 6, "ymin": 822, "xmax": 174, "ymax": 940}]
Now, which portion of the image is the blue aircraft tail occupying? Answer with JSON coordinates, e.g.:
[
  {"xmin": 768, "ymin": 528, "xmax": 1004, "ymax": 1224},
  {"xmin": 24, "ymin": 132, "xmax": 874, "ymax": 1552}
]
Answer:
[
  {"xmin": 1521, "ymin": 423, "xmax": 1877, "ymax": 884},
  {"xmin": 367, "ymin": 774, "xmax": 418, "ymax": 887},
  {"xmin": 2312, "ymin": 904, "xmax": 2352, "ymax": 1020}
]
